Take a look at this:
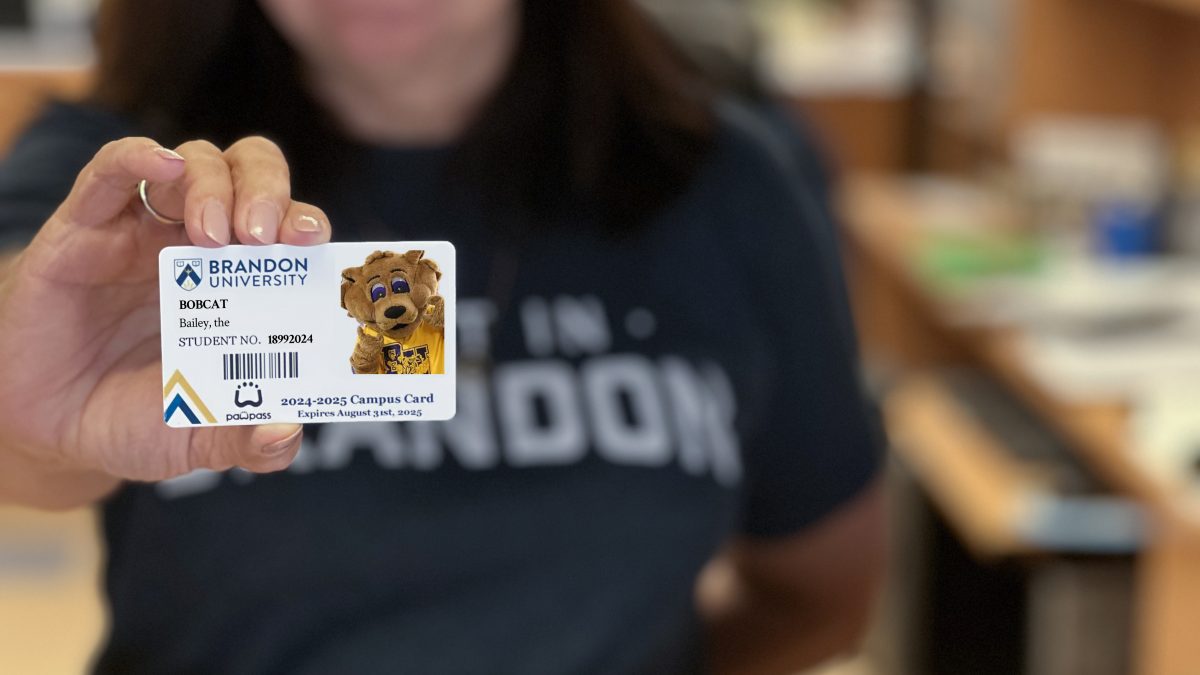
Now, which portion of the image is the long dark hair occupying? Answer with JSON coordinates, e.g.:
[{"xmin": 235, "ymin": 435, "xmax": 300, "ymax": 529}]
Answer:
[{"xmin": 90, "ymin": 0, "xmax": 716, "ymax": 229}]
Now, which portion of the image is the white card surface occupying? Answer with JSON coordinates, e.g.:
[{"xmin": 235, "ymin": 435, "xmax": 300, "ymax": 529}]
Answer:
[{"xmin": 159, "ymin": 242, "xmax": 456, "ymax": 427}]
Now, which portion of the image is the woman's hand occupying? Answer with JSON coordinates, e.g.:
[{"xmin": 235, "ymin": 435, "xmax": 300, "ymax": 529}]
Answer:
[{"xmin": 0, "ymin": 136, "xmax": 330, "ymax": 507}]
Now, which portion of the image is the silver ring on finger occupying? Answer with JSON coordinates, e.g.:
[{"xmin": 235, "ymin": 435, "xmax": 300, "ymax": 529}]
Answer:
[{"xmin": 137, "ymin": 179, "xmax": 185, "ymax": 225}]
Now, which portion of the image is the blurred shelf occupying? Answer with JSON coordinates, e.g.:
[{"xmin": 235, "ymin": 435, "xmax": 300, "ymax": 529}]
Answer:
[
  {"xmin": 886, "ymin": 376, "xmax": 1047, "ymax": 557},
  {"xmin": 839, "ymin": 173, "xmax": 1200, "ymax": 675},
  {"xmin": 839, "ymin": 174, "xmax": 1180, "ymax": 517},
  {"xmin": 887, "ymin": 375, "xmax": 1143, "ymax": 559}
]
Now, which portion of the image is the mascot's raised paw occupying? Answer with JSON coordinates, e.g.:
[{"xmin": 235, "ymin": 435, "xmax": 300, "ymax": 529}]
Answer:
[
  {"xmin": 425, "ymin": 295, "xmax": 445, "ymax": 329},
  {"xmin": 350, "ymin": 326, "xmax": 384, "ymax": 374},
  {"xmin": 356, "ymin": 325, "xmax": 381, "ymax": 345},
  {"xmin": 341, "ymin": 249, "xmax": 446, "ymax": 375}
]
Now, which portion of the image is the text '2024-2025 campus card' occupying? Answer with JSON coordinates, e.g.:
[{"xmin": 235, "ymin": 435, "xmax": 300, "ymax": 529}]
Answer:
[{"xmin": 159, "ymin": 241, "xmax": 456, "ymax": 427}]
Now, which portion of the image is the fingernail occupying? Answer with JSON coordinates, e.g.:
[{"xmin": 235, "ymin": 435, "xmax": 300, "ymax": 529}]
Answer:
[
  {"xmin": 295, "ymin": 214, "xmax": 323, "ymax": 233},
  {"xmin": 261, "ymin": 425, "xmax": 303, "ymax": 457},
  {"xmin": 153, "ymin": 146, "xmax": 185, "ymax": 161},
  {"xmin": 201, "ymin": 200, "xmax": 229, "ymax": 245},
  {"xmin": 247, "ymin": 202, "xmax": 280, "ymax": 244}
]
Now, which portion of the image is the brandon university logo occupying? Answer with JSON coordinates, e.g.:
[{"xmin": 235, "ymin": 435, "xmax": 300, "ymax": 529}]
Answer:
[
  {"xmin": 163, "ymin": 370, "xmax": 216, "ymax": 425},
  {"xmin": 174, "ymin": 258, "xmax": 202, "ymax": 291}
]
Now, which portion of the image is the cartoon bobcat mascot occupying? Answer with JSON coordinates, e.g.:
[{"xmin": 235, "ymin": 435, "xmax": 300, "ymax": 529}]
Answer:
[{"xmin": 341, "ymin": 250, "xmax": 444, "ymax": 374}]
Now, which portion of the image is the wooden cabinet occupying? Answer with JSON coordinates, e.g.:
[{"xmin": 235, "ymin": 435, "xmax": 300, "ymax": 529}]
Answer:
[{"xmin": 792, "ymin": 0, "xmax": 1200, "ymax": 175}]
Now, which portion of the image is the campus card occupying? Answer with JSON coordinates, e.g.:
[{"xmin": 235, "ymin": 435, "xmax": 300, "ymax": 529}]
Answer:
[{"xmin": 159, "ymin": 241, "xmax": 456, "ymax": 427}]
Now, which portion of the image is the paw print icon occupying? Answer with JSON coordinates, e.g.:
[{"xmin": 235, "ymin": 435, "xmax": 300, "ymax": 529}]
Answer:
[{"xmin": 234, "ymin": 382, "xmax": 263, "ymax": 408}]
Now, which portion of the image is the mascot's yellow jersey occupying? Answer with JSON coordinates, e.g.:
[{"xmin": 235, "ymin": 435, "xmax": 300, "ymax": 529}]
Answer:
[{"xmin": 361, "ymin": 323, "xmax": 445, "ymax": 375}]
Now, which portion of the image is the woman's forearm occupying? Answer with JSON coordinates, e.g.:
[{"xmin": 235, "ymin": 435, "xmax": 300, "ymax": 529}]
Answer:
[
  {"xmin": 703, "ymin": 577, "xmax": 869, "ymax": 675},
  {"xmin": 700, "ymin": 485, "xmax": 886, "ymax": 675}
]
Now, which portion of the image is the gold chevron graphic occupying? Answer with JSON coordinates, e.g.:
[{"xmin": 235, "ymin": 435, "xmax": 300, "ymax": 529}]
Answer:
[{"xmin": 163, "ymin": 370, "xmax": 217, "ymax": 423}]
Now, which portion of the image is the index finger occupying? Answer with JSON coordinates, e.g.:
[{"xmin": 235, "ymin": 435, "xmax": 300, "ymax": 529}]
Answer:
[
  {"xmin": 57, "ymin": 137, "xmax": 186, "ymax": 229},
  {"xmin": 224, "ymin": 136, "xmax": 291, "ymax": 245}
]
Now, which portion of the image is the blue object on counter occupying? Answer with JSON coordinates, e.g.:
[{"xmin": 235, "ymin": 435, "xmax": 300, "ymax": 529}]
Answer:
[
  {"xmin": 1018, "ymin": 493, "xmax": 1144, "ymax": 554},
  {"xmin": 1094, "ymin": 201, "xmax": 1161, "ymax": 258}
]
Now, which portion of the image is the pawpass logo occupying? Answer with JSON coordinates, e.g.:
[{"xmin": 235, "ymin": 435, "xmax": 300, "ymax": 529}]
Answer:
[{"xmin": 174, "ymin": 258, "xmax": 202, "ymax": 291}]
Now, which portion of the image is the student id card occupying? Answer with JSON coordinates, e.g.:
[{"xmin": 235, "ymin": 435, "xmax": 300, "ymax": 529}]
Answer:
[{"xmin": 159, "ymin": 242, "xmax": 456, "ymax": 427}]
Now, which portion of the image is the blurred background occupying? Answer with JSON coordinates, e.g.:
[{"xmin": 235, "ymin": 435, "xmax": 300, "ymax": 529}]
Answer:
[{"xmin": 3, "ymin": 0, "xmax": 1200, "ymax": 673}]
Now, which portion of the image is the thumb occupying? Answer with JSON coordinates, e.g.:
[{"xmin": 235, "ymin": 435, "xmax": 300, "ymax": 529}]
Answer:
[{"xmin": 190, "ymin": 423, "xmax": 304, "ymax": 474}]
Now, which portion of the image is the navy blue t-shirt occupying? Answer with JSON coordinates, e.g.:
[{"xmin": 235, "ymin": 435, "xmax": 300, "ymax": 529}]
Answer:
[{"xmin": 0, "ymin": 100, "xmax": 880, "ymax": 674}]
